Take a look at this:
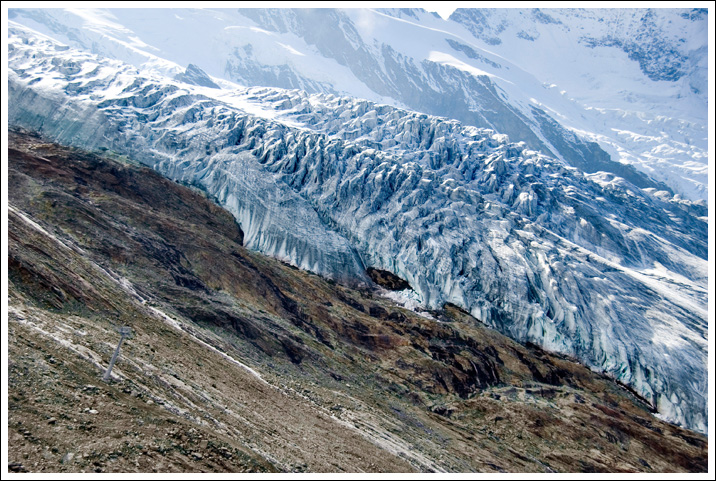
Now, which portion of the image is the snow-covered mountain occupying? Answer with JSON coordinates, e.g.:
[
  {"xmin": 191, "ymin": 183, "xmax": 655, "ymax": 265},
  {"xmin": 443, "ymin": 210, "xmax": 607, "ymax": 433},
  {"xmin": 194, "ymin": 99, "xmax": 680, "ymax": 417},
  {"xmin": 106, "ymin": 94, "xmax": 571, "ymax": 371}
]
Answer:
[
  {"xmin": 7, "ymin": 7, "xmax": 709, "ymax": 201},
  {"xmin": 7, "ymin": 23, "xmax": 708, "ymax": 434},
  {"xmin": 448, "ymin": 7, "xmax": 709, "ymax": 202}
]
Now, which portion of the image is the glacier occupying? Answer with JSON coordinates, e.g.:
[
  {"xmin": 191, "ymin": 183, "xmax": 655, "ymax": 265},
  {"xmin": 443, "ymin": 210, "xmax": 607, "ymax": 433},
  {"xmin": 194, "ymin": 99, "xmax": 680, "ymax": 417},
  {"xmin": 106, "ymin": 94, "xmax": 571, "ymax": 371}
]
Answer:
[
  {"xmin": 7, "ymin": 7, "xmax": 709, "ymax": 202},
  {"xmin": 7, "ymin": 24, "xmax": 709, "ymax": 434}
]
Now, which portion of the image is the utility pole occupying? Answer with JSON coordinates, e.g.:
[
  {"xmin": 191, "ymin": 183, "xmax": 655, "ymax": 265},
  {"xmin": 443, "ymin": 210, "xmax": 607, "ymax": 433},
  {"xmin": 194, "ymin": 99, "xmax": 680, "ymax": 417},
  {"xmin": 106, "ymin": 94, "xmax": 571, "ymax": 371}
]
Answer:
[{"xmin": 103, "ymin": 326, "xmax": 132, "ymax": 381}]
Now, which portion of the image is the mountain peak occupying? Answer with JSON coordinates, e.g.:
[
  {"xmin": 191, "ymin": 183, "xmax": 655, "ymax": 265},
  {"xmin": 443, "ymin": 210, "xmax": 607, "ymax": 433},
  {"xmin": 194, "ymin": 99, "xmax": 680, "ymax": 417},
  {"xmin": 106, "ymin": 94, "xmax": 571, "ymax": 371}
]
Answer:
[{"xmin": 174, "ymin": 64, "xmax": 221, "ymax": 89}]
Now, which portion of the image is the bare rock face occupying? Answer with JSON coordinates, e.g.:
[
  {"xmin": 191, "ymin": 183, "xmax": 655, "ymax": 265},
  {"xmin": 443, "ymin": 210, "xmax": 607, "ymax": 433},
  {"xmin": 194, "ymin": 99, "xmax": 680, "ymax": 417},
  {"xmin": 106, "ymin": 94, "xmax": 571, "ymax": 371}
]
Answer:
[
  {"xmin": 366, "ymin": 268, "xmax": 412, "ymax": 291},
  {"xmin": 174, "ymin": 64, "xmax": 221, "ymax": 89}
]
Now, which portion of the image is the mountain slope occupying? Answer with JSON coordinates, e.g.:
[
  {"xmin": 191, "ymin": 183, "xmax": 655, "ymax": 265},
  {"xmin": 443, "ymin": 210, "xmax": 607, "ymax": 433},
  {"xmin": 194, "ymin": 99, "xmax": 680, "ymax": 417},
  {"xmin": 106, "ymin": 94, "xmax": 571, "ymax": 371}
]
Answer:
[
  {"xmin": 7, "ymin": 129, "xmax": 708, "ymax": 473},
  {"xmin": 7, "ymin": 7, "xmax": 708, "ymax": 201},
  {"xmin": 7, "ymin": 24, "xmax": 708, "ymax": 434}
]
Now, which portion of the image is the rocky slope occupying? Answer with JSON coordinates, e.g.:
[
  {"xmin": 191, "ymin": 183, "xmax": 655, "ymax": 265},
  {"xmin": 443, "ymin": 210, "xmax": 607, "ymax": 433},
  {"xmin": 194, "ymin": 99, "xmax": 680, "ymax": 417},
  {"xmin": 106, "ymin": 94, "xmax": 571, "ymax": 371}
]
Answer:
[
  {"xmin": 7, "ymin": 25, "xmax": 709, "ymax": 434},
  {"xmin": 6, "ymin": 129, "xmax": 708, "ymax": 473}
]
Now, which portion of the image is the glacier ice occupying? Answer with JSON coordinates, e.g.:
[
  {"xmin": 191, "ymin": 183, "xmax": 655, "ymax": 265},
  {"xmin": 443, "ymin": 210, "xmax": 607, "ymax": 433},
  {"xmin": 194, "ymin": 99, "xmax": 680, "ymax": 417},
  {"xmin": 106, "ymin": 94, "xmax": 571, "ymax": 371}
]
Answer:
[
  {"xmin": 7, "ymin": 25, "xmax": 709, "ymax": 434},
  {"xmin": 7, "ymin": 7, "xmax": 709, "ymax": 201}
]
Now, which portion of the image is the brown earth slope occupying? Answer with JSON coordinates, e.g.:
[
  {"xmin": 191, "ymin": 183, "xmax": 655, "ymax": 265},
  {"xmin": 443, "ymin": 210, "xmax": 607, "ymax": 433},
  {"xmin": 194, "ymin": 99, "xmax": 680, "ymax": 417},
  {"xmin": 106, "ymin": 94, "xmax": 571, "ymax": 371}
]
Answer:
[{"xmin": 6, "ymin": 129, "xmax": 708, "ymax": 473}]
